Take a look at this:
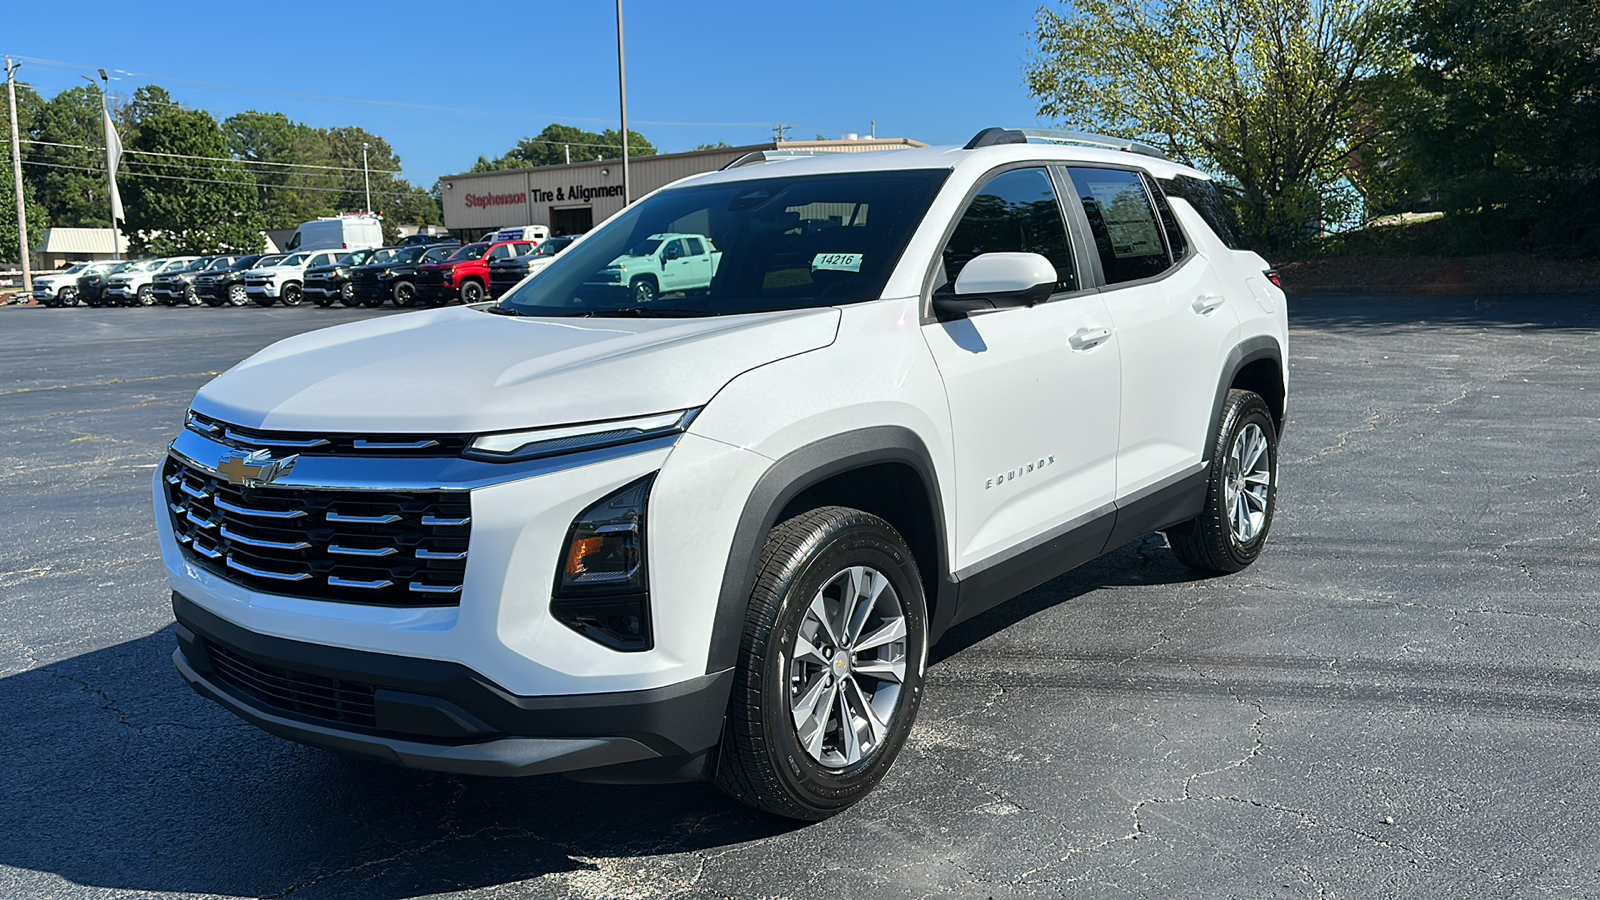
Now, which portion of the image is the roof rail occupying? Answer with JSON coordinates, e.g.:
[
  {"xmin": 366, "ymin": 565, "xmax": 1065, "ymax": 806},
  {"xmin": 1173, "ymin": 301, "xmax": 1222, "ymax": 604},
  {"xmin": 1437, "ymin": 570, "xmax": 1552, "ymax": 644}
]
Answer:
[
  {"xmin": 963, "ymin": 127, "xmax": 1171, "ymax": 161},
  {"xmin": 720, "ymin": 149, "xmax": 830, "ymax": 170}
]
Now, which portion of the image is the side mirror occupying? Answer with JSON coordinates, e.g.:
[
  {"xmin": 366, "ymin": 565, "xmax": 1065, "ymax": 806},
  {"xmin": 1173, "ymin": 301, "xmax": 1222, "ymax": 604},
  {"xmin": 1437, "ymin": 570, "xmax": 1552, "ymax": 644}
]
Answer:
[{"xmin": 932, "ymin": 252, "xmax": 1057, "ymax": 318}]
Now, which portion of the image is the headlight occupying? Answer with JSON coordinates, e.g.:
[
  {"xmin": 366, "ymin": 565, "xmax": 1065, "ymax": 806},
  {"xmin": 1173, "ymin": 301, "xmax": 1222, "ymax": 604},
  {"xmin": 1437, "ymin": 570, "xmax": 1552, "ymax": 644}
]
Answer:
[
  {"xmin": 463, "ymin": 409, "xmax": 696, "ymax": 462},
  {"xmin": 551, "ymin": 475, "xmax": 655, "ymax": 651}
]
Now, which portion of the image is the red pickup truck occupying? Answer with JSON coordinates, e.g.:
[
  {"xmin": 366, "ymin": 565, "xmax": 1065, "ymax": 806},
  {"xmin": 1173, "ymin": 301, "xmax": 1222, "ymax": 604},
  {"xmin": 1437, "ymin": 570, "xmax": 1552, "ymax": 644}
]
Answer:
[{"xmin": 413, "ymin": 240, "xmax": 535, "ymax": 305}]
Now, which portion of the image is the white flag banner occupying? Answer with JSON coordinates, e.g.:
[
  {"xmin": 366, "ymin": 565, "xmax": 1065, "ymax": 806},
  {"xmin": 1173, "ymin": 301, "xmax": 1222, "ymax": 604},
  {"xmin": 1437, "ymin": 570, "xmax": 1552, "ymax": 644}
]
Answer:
[{"xmin": 103, "ymin": 105, "xmax": 124, "ymax": 223}]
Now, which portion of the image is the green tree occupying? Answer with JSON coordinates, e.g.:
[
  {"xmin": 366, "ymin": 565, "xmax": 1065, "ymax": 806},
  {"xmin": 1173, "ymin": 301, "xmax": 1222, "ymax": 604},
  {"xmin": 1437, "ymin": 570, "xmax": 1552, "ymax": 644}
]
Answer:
[
  {"xmin": 479, "ymin": 123, "xmax": 657, "ymax": 169},
  {"xmin": 1, "ymin": 79, "xmax": 47, "ymax": 263},
  {"xmin": 26, "ymin": 85, "xmax": 110, "ymax": 228},
  {"xmin": 121, "ymin": 105, "xmax": 264, "ymax": 254},
  {"xmin": 223, "ymin": 111, "xmax": 339, "ymax": 228},
  {"xmin": 1025, "ymin": 0, "xmax": 1408, "ymax": 252},
  {"xmin": 1391, "ymin": 0, "xmax": 1600, "ymax": 251},
  {"xmin": 380, "ymin": 184, "xmax": 444, "ymax": 244},
  {"xmin": 695, "ymin": 141, "xmax": 735, "ymax": 150}
]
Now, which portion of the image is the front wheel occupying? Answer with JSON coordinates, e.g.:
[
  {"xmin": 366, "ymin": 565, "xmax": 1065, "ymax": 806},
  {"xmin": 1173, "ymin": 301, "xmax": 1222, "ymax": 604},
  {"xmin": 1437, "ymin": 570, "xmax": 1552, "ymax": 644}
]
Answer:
[
  {"xmin": 183, "ymin": 284, "xmax": 201, "ymax": 306},
  {"xmin": 226, "ymin": 284, "xmax": 249, "ymax": 307},
  {"xmin": 1165, "ymin": 389, "xmax": 1278, "ymax": 573},
  {"xmin": 715, "ymin": 506, "xmax": 928, "ymax": 820},
  {"xmin": 279, "ymin": 283, "xmax": 303, "ymax": 307},
  {"xmin": 391, "ymin": 281, "xmax": 416, "ymax": 308},
  {"xmin": 135, "ymin": 285, "xmax": 155, "ymax": 307},
  {"xmin": 459, "ymin": 280, "xmax": 484, "ymax": 305},
  {"xmin": 339, "ymin": 283, "xmax": 359, "ymax": 307},
  {"xmin": 630, "ymin": 277, "xmax": 657, "ymax": 305}
]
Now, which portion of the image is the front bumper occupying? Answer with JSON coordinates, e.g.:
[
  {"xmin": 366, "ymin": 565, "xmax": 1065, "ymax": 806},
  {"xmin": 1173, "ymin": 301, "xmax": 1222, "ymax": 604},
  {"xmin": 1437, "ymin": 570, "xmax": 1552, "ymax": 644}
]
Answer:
[
  {"xmin": 173, "ymin": 591, "xmax": 732, "ymax": 779},
  {"xmin": 245, "ymin": 281, "xmax": 281, "ymax": 298}
]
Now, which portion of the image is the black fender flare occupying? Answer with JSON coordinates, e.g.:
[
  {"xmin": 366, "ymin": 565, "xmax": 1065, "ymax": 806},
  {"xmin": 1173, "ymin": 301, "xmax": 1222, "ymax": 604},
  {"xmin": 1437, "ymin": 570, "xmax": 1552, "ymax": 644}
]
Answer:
[
  {"xmin": 704, "ymin": 426, "xmax": 952, "ymax": 674},
  {"xmin": 1204, "ymin": 335, "xmax": 1285, "ymax": 453}
]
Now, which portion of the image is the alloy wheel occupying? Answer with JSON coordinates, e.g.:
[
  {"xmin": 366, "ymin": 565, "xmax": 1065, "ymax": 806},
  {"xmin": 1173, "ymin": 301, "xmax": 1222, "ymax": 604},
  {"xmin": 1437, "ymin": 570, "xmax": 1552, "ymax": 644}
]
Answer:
[
  {"xmin": 788, "ymin": 565, "xmax": 909, "ymax": 768},
  {"xmin": 1225, "ymin": 423, "xmax": 1272, "ymax": 543}
]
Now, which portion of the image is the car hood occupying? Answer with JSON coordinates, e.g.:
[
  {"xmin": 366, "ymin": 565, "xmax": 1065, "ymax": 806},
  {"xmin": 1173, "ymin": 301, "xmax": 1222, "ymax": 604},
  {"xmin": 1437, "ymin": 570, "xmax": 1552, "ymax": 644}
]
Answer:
[
  {"xmin": 244, "ymin": 265, "xmax": 300, "ymax": 277},
  {"xmin": 190, "ymin": 305, "xmax": 842, "ymax": 434}
]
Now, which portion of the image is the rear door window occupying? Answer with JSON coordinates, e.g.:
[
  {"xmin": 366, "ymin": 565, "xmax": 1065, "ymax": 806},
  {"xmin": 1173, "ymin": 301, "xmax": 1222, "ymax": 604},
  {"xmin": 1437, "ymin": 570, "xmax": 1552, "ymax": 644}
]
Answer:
[{"xmin": 1065, "ymin": 167, "xmax": 1172, "ymax": 285}]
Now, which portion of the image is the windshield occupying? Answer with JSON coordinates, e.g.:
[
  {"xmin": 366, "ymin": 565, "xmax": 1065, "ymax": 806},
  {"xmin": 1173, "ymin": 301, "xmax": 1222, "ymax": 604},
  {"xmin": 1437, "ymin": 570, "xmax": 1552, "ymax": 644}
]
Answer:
[
  {"xmin": 385, "ymin": 246, "xmax": 428, "ymax": 265},
  {"xmin": 446, "ymin": 243, "xmax": 489, "ymax": 262},
  {"xmin": 497, "ymin": 170, "xmax": 946, "ymax": 317},
  {"xmin": 129, "ymin": 260, "xmax": 164, "ymax": 272},
  {"xmin": 62, "ymin": 263, "xmax": 88, "ymax": 274},
  {"xmin": 280, "ymin": 253, "xmax": 309, "ymax": 267},
  {"xmin": 336, "ymin": 249, "xmax": 373, "ymax": 266},
  {"xmin": 533, "ymin": 238, "xmax": 574, "ymax": 257},
  {"xmin": 207, "ymin": 258, "xmax": 233, "ymax": 270},
  {"xmin": 254, "ymin": 255, "xmax": 285, "ymax": 268},
  {"xmin": 367, "ymin": 248, "xmax": 399, "ymax": 265},
  {"xmin": 422, "ymin": 246, "xmax": 454, "ymax": 262},
  {"xmin": 180, "ymin": 258, "xmax": 210, "ymax": 272}
]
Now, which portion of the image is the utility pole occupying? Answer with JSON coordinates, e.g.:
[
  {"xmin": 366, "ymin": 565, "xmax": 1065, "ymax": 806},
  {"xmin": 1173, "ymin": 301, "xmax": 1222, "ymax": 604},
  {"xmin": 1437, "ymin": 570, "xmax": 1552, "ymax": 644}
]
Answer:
[
  {"xmin": 773, "ymin": 123, "xmax": 791, "ymax": 144},
  {"xmin": 616, "ymin": 0, "xmax": 630, "ymax": 204},
  {"xmin": 871, "ymin": 120, "xmax": 876, "ymax": 140},
  {"xmin": 564, "ymin": 144, "xmax": 570, "ymax": 165},
  {"xmin": 6, "ymin": 57, "xmax": 31, "ymax": 294},
  {"xmin": 361, "ymin": 142, "xmax": 371, "ymax": 214}
]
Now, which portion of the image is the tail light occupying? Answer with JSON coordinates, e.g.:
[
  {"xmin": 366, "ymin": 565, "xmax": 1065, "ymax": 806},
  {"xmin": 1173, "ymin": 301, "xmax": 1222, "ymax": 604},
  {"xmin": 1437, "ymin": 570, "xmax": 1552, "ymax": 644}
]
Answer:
[{"xmin": 1264, "ymin": 269, "xmax": 1283, "ymax": 289}]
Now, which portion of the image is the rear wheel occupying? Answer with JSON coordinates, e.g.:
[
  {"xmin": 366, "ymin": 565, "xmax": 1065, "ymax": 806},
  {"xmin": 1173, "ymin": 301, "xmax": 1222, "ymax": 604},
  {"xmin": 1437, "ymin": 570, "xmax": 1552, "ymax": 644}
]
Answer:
[
  {"xmin": 226, "ymin": 284, "xmax": 249, "ymax": 307},
  {"xmin": 715, "ymin": 506, "xmax": 928, "ymax": 820},
  {"xmin": 279, "ymin": 283, "xmax": 303, "ymax": 307},
  {"xmin": 1165, "ymin": 389, "xmax": 1278, "ymax": 573}
]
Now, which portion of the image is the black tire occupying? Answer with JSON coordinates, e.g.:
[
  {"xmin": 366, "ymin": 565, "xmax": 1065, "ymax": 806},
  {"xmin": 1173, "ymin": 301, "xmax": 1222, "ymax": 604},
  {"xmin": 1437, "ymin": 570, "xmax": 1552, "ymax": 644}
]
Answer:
[
  {"xmin": 183, "ymin": 284, "xmax": 201, "ymax": 306},
  {"xmin": 1165, "ymin": 389, "xmax": 1278, "ymax": 574},
  {"xmin": 135, "ymin": 285, "xmax": 155, "ymax": 307},
  {"xmin": 715, "ymin": 506, "xmax": 928, "ymax": 820},
  {"xmin": 630, "ymin": 277, "xmax": 657, "ymax": 305},
  {"xmin": 392, "ymin": 281, "xmax": 416, "ymax": 308},
  {"xmin": 459, "ymin": 280, "xmax": 484, "ymax": 305},
  {"xmin": 63, "ymin": 288, "xmax": 78, "ymax": 306},
  {"xmin": 339, "ymin": 283, "xmax": 359, "ymax": 307},
  {"xmin": 226, "ymin": 284, "xmax": 249, "ymax": 307},
  {"xmin": 279, "ymin": 283, "xmax": 303, "ymax": 307}
]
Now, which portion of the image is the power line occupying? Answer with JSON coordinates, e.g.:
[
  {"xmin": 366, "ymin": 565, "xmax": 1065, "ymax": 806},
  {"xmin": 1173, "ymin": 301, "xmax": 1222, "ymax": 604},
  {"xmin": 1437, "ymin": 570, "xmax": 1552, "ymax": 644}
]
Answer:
[
  {"xmin": 21, "ymin": 158, "xmax": 420, "ymax": 199},
  {"xmin": 22, "ymin": 138, "xmax": 410, "ymax": 176}
]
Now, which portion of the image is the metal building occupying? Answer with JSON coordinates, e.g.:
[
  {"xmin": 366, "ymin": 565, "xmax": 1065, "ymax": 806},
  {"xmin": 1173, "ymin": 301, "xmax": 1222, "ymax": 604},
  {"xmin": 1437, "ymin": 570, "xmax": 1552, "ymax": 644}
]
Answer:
[{"xmin": 439, "ymin": 138, "xmax": 925, "ymax": 238}]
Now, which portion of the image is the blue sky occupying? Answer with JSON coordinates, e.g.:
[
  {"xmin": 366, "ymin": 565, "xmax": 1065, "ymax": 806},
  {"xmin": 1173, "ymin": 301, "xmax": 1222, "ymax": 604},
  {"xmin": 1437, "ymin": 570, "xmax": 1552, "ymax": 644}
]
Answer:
[{"xmin": 8, "ymin": 1, "xmax": 1056, "ymax": 187}]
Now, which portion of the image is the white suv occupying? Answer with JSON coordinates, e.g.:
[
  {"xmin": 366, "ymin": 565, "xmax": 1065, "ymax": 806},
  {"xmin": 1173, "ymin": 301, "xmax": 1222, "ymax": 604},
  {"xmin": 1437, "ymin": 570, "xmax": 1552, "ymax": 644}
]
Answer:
[
  {"xmin": 106, "ymin": 257, "xmax": 199, "ymax": 306},
  {"xmin": 242, "ymin": 249, "xmax": 343, "ymax": 307},
  {"xmin": 155, "ymin": 128, "xmax": 1287, "ymax": 819}
]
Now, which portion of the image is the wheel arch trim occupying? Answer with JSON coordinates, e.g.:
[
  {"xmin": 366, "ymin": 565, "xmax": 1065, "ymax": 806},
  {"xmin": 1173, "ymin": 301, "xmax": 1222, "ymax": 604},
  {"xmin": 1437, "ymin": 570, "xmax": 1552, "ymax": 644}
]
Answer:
[
  {"xmin": 704, "ymin": 426, "xmax": 951, "ymax": 674},
  {"xmin": 1204, "ymin": 335, "xmax": 1285, "ymax": 455}
]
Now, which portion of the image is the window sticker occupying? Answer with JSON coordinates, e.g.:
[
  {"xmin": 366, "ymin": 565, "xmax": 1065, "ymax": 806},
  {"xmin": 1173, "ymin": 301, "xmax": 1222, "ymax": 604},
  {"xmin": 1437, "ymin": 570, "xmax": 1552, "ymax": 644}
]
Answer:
[
  {"xmin": 812, "ymin": 252, "xmax": 863, "ymax": 272},
  {"xmin": 1086, "ymin": 182, "xmax": 1165, "ymax": 259}
]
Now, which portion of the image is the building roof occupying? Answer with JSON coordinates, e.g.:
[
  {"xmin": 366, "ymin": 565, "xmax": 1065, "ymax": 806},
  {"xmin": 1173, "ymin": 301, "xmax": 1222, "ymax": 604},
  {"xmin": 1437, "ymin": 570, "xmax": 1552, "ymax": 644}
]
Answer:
[
  {"xmin": 442, "ymin": 138, "xmax": 927, "ymax": 184},
  {"xmin": 33, "ymin": 227, "xmax": 130, "ymax": 254}
]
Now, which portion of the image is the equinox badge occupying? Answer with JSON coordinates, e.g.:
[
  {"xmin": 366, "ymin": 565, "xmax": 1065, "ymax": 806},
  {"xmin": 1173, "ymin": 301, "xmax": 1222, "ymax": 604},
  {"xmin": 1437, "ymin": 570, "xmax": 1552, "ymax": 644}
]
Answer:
[{"xmin": 217, "ymin": 448, "xmax": 298, "ymax": 487}]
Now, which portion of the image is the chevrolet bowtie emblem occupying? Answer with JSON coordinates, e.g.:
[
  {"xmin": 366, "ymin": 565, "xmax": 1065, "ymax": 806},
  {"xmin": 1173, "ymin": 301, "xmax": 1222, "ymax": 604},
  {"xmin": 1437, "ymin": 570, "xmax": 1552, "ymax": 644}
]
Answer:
[{"xmin": 217, "ymin": 448, "xmax": 298, "ymax": 487}]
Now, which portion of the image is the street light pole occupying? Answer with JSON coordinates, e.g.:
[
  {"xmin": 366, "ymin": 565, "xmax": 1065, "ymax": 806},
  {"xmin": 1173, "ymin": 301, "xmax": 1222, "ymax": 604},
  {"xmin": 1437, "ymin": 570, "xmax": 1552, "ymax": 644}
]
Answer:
[
  {"xmin": 361, "ymin": 142, "xmax": 371, "ymax": 214},
  {"xmin": 616, "ymin": 0, "xmax": 629, "ymax": 205},
  {"xmin": 84, "ymin": 70, "xmax": 118, "ymax": 260},
  {"xmin": 6, "ymin": 57, "xmax": 31, "ymax": 294}
]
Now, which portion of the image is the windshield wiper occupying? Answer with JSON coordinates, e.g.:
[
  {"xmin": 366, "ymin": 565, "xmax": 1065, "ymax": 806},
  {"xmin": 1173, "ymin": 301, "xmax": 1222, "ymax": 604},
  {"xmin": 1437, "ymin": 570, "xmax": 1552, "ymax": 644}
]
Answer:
[
  {"xmin": 582, "ymin": 306, "xmax": 717, "ymax": 318},
  {"xmin": 484, "ymin": 305, "xmax": 532, "ymax": 316}
]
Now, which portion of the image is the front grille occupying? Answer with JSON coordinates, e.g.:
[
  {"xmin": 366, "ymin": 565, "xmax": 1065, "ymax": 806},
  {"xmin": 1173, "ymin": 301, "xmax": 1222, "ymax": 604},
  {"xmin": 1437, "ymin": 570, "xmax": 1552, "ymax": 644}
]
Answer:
[
  {"xmin": 187, "ymin": 412, "xmax": 470, "ymax": 457},
  {"xmin": 203, "ymin": 638, "xmax": 378, "ymax": 728},
  {"xmin": 164, "ymin": 456, "xmax": 471, "ymax": 606},
  {"xmin": 245, "ymin": 277, "xmax": 271, "ymax": 288}
]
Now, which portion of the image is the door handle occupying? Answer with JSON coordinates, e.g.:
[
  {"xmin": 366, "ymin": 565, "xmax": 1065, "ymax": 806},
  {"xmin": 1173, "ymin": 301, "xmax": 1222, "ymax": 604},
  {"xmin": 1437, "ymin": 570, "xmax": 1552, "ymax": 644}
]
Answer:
[
  {"xmin": 1069, "ymin": 326, "xmax": 1112, "ymax": 350},
  {"xmin": 1193, "ymin": 294, "xmax": 1225, "ymax": 314}
]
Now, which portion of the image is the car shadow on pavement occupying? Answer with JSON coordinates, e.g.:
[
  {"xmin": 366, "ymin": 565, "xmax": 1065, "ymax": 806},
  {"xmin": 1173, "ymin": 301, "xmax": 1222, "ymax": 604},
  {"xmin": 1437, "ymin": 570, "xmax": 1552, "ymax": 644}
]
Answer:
[
  {"xmin": 931, "ymin": 534, "xmax": 1206, "ymax": 665},
  {"xmin": 0, "ymin": 626, "xmax": 800, "ymax": 898},
  {"xmin": 1287, "ymin": 292, "xmax": 1600, "ymax": 333}
]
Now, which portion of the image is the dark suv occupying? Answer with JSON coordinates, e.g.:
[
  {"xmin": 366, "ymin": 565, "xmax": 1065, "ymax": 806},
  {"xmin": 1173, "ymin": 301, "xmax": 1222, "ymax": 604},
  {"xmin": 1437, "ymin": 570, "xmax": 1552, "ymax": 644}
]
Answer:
[
  {"xmin": 77, "ymin": 261, "xmax": 139, "ymax": 307},
  {"xmin": 305, "ymin": 247, "xmax": 397, "ymax": 307},
  {"xmin": 487, "ymin": 236, "xmax": 577, "ymax": 299},
  {"xmin": 196, "ymin": 255, "xmax": 278, "ymax": 307},
  {"xmin": 348, "ymin": 243, "xmax": 458, "ymax": 308}
]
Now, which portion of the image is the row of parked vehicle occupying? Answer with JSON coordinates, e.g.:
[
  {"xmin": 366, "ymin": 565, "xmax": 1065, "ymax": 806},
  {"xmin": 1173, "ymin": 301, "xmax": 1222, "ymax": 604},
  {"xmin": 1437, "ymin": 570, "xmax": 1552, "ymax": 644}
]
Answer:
[{"xmin": 31, "ymin": 232, "xmax": 579, "ymax": 310}]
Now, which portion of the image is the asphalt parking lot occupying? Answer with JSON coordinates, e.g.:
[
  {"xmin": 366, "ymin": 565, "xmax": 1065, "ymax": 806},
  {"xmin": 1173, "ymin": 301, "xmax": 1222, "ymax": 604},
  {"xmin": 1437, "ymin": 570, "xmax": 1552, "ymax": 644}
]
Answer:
[{"xmin": 2, "ymin": 295, "xmax": 1598, "ymax": 899}]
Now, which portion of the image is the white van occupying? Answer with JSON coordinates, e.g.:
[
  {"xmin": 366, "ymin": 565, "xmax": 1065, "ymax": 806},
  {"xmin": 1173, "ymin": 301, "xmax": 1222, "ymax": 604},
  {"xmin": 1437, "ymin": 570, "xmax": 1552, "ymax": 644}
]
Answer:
[
  {"xmin": 487, "ymin": 224, "xmax": 550, "ymax": 244},
  {"xmin": 285, "ymin": 213, "xmax": 384, "ymax": 253}
]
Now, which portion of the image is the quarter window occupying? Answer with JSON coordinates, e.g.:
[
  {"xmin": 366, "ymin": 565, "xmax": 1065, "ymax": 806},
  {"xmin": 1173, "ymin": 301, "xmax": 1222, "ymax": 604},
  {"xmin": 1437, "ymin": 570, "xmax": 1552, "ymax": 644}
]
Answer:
[
  {"xmin": 942, "ymin": 167, "xmax": 1077, "ymax": 294},
  {"xmin": 1065, "ymin": 167, "xmax": 1172, "ymax": 285}
]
